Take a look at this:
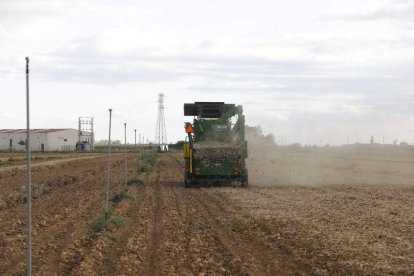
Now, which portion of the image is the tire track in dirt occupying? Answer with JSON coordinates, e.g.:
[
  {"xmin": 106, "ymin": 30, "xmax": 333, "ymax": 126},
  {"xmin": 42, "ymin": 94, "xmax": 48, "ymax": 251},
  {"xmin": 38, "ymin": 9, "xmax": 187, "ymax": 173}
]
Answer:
[
  {"xmin": 167, "ymin": 152, "xmax": 296, "ymax": 274},
  {"xmin": 151, "ymin": 153, "xmax": 292, "ymax": 275},
  {"xmin": 191, "ymin": 188, "xmax": 296, "ymax": 275},
  {"xmin": 145, "ymin": 172, "xmax": 164, "ymax": 276},
  {"xmin": 169, "ymin": 154, "xmax": 292, "ymax": 273},
  {"xmin": 156, "ymin": 155, "xmax": 197, "ymax": 274}
]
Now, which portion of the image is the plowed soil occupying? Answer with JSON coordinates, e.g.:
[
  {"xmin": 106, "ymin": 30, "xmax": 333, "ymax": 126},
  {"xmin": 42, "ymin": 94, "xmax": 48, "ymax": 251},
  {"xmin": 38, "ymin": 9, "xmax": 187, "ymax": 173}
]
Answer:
[{"xmin": 1, "ymin": 149, "xmax": 414, "ymax": 275}]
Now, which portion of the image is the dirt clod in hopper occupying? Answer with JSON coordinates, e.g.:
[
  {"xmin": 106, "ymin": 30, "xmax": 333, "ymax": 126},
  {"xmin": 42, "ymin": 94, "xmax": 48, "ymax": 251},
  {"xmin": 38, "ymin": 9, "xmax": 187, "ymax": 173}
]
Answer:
[{"xmin": 193, "ymin": 143, "xmax": 243, "ymax": 162}]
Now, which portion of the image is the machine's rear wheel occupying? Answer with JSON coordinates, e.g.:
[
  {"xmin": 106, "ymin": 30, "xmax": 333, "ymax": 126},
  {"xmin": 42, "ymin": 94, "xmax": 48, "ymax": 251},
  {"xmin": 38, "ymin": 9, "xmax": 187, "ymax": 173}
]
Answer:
[
  {"xmin": 184, "ymin": 176, "xmax": 191, "ymax": 188},
  {"xmin": 241, "ymin": 173, "xmax": 248, "ymax": 187}
]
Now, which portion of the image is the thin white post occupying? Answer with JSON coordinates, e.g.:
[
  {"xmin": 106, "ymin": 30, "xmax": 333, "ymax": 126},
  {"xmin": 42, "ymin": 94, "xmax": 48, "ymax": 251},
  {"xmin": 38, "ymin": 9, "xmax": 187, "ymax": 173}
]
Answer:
[
  {"xmin": 106, "ymin": 109, "xmax": 112, "ymax": 220},
  {"xmin": 124, "ymin": 123, "xmax": 127, "ymax": 189},
  {"xmin": 134, "ymin": 129, "xmax": 137, "ymax": 178},
  {"xmin": 25, "ymin": 57, "xmax": 32, "ymax": 276},
  {"xmin": 139, "ymin": 133, "xmax": 142, "ymax": 172}
]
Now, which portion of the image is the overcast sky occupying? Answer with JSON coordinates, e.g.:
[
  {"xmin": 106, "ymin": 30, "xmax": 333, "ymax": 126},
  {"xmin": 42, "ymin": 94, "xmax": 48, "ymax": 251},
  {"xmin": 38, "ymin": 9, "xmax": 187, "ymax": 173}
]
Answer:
[{"xmin": 1, "ymin": 0, "xmax": 413, "ymax": 145}]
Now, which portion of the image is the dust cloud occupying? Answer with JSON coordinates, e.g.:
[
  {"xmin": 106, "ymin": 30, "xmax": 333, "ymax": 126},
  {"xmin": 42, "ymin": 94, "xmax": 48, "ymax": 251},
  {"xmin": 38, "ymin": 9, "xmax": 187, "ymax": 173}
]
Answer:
[{"xmin": 245, "ymin": 125, "xmax": 414, "ymax": 187}]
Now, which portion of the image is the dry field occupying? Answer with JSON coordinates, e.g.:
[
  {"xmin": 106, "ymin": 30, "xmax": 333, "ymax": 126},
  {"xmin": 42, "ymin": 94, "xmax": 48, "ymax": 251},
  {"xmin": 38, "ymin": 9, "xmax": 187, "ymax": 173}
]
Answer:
[
  {"xmin": 0, "ymin": 152, "xmax": 102, "ymax": 168},
  {"xmin": 0, "ymin": 146, "xmax": 413, "ymax": 275}
]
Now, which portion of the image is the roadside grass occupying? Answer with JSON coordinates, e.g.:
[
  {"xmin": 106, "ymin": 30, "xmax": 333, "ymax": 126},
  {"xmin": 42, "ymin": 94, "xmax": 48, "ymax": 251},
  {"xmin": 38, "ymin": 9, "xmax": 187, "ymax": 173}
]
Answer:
[
  {"xmin": 45, "ymin": 156, "xmax": 59, "ymax": 160},
  {"xmin": 148, "ymin": 154, "xmax": 157, "ymax": 166},
  {"xmin": 0, "ymin": 156, "xmax": 63, "ymax": 165},
  {"xmin": 158, "ymin": 159, "xmax": 166, "ymax": 166},
  {"xmin": 137, "ymin": 153, "xmax": 157, "ymax": 173},
  {"xmin": 108, "ymin": 235, "xmax": 117, "ymax": 242},
  {"xmin": 127, "ymin": 178, "xmax": 144, "ymax": 186},
  {"xmin": 0, "ymin": 157, "xmax": 19, "ymax": 165},
  {"xmin": 90, "ymin": 209, "xmax": 124, "ymax": 233},
  {"xmin": 111, "ymin": 191, "xmax": 134, "ymax": 203},
  {"xmin": 138, "ymin": 164, "xmax": 152, "ymax": 173},
  {"xmin": 111, "ymin": 216, "xmax": 124, "ymax": 227}
]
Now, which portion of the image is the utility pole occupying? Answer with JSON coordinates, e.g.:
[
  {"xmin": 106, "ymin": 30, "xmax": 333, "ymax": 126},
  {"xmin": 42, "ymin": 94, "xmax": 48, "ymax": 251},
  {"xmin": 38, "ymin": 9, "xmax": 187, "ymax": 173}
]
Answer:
[
  {"xmin": 139, "ymin": 133, "xmax": 142, "ymax": 173},
  {"xmin": 25, "ymin": 57, "xmax": 32, "ymax": 276},
  {"xmin": 134, "ymin": 129, "xmax": 137, "ymax": 178},
  {"xmin": 143, "ymin": 136, "xmax": 145, "ymax": 165},
  {"xmin": 147, "ymin": 138, "xmax": 150, "ymax": 164},
  {"xmin": 106, "ymin": 109, "xmax": 112, "ymax": 220},
  {"xmin": 124, "ymin": 123, "xmax": 127, "ymax": 190}
]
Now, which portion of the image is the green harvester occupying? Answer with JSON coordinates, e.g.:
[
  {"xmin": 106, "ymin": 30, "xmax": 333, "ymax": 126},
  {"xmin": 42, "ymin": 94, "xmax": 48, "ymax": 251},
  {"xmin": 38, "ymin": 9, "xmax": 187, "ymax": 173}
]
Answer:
[{"xmin": 183, "ymin": 102, "xmax": 248, "ymax": 187}]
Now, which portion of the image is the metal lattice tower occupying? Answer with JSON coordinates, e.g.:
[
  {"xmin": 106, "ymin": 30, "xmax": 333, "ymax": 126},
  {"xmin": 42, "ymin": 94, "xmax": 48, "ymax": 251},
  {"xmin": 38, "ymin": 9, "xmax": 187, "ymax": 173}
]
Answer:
[
  {"xmin": 78, "ymin": 117, "xmax": 94, "ymax": 150},
  {"xmin": 155, "ymin": 93, "xmax": 168, "ymax": 151}
]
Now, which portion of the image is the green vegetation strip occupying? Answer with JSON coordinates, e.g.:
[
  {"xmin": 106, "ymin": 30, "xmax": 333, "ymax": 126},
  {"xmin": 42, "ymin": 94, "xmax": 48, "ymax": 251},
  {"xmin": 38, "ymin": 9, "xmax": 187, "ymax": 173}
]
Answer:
[
  {"xmin": 148, "ymin": 154, "xmax": 157, "ymax": 165},
  {"xmin": 90, "ymin": 208, "xmax": 124, "ymax": 233},
  {"xmin": 138, "ymin": 164, "xmax": 152, "ymax": 173},
  {"xmin": 137, "ymin": 153, "xmax": 158, "ymax": 173},
  {"xmin": 111, "ymin": 191, "xmax": 135, "ymax": 203},
  {"xmin": 127, "ymin": 178, "xmax": 144, "ymax": 186}
]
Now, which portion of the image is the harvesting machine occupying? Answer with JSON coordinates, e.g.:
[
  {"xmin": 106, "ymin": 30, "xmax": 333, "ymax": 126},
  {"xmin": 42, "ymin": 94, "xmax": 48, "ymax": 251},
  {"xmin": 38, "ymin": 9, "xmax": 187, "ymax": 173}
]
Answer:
[{"xmin": 183, "ymin": 102, "xmax": 248, "ymax": 187}]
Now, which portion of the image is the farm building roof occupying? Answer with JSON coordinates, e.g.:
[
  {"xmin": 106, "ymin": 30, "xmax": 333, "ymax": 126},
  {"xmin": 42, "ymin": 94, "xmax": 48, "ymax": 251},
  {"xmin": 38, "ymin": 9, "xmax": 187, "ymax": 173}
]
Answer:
[{"xmin": 0, "ymin": 128, "xmax": 76, "ymax": 134}]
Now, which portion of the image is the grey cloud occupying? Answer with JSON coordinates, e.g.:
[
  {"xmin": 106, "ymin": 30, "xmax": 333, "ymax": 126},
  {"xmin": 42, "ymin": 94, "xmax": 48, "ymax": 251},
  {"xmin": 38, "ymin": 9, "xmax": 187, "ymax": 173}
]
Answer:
[
  {"xmin": 43, "ymin": 43, "xmax": 414, "ymax": 114},
  {"xmin": 35, "ymin": 63, "xmax": 180, "ymax": 84},
  {"xmin": 27, "ymin": 31, "xmax": 414, "ymax": 131},
  {"xmin": 327, "ymin": 3, "xmax": 414, "ymax": 23},
  {"xmin": 361, "ymin": 94, "xmax": 414, "ymax": 115},
  {"xmin": 41, "ymin": 40, "xmax": 318, "ymax": 85}
]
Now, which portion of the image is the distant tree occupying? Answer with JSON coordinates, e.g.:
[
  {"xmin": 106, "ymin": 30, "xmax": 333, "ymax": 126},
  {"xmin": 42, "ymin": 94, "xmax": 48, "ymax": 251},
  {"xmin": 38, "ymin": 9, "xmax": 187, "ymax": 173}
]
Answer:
[
  {"xmin": 400, "ymin": 141, "xmax": 409, "ymax": 146},
  {"xmin": 95, "ymin": 139, "xmax": 121, "ymax": 145},
  {"xmin": 95, "ymin": 140, "xmax": 106, "ymax": 145}
]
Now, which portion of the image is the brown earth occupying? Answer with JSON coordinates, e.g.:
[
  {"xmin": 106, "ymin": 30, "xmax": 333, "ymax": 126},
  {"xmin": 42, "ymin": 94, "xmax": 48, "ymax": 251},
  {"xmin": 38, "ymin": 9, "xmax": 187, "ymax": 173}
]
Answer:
[
  {"xmin": 0, "ymin": 148, "xmax": 413, "ymax": 275},
  {"xmin": 0, "ymin": 152, "xmax": 103, "ymax": 169}
]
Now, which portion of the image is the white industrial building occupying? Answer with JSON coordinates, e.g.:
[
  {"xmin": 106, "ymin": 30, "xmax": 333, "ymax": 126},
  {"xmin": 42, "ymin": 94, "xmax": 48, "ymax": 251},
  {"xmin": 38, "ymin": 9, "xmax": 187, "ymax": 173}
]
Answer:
[{"xmin": 0, "ymin": 129, "xmax": 80, "ymax": 152}]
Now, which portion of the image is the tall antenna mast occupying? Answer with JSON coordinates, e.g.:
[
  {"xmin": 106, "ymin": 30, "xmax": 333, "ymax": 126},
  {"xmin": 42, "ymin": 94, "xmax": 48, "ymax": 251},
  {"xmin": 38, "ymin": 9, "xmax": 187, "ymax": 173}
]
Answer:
[
  {"xmin": 155, "ymin": 93, "xmax": 168, "ymax": 151},
  {"xmin": 78, "ymin": 117, "xmax": 94, "ymax": 151}
]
